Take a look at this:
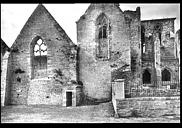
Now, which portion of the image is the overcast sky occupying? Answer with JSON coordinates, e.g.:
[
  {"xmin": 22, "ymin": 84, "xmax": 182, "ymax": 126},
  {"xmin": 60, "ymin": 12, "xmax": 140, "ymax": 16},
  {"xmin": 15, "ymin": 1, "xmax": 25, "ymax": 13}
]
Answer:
[{"xmin": 1, "ymin": 4, "xmax": 180, "ymax": 47}]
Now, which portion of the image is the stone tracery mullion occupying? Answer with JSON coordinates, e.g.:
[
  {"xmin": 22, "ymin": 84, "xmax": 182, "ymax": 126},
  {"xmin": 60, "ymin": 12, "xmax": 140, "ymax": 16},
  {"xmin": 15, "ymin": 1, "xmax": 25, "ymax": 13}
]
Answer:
[{"xmin": 33, "ymin": 39, "xmax": 47, "ymax": 56}]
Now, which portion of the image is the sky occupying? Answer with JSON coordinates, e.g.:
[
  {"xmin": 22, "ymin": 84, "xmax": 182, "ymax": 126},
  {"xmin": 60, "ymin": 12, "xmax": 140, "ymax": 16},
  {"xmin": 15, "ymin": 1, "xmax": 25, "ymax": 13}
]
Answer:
[{"xmin": 1, "ymin": 3, "xmax": 180, "ymax": 47}]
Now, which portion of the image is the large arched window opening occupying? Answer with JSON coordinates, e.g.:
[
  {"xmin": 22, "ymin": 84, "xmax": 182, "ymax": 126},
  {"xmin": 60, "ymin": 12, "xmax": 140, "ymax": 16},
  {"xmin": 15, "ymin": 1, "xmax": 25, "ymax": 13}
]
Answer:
[
  {"xmin": 162, "ymin": 69, "xmax": 171, "ymax": 81},
  {"xmin": 31, "ymin": 37, "xmax": 47, "ymax": 79},
  {"xmin": 96, "ymin": 13, "xmax": 110, "ymax": 59},
  {"xmin": 143, "ymin": 69, "xmax": 151, "ymax": 84}
]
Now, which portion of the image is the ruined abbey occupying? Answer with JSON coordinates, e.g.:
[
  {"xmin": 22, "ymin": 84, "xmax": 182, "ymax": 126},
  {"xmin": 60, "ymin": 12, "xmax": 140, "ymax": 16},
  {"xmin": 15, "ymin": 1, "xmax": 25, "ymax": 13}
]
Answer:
[{"xmin": 1, "ymin": 4, "xmax": 180, "ymax": 107}]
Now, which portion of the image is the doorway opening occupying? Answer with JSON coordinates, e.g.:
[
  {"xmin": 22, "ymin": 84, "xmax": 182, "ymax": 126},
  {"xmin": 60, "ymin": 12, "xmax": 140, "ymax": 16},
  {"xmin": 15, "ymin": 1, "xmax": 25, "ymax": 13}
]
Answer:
[
  {"xmin": 66, "ymin": 92, "xmax": 72, "ymax": 107},
  {"xmin": 143, "ymin": 69, "xmax": 151, "ymax": 84}
]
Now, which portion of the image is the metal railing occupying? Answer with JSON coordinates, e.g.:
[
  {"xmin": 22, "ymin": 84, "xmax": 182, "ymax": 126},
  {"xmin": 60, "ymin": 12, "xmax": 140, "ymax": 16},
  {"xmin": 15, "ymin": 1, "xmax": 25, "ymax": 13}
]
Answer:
[{"xmin": 125, "ymin": 80, "xmax": 180, "ymax": 98}]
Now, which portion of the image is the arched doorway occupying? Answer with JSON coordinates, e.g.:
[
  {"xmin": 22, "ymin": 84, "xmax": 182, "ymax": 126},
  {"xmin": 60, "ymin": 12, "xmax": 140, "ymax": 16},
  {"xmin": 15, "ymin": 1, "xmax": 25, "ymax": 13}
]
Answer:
[
  {"xmin": 143, "ymin": 69, "xmax": 151, "ymax": 84},
  {"xmin": 162, "ymin": 68, "xmax": 171, "ymax": 81}
]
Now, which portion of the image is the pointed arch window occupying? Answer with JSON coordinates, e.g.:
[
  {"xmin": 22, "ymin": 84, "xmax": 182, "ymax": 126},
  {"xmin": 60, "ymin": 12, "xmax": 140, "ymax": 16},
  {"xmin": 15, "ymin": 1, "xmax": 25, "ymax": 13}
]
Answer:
[
  {"xmin": 98, "ymin": 17, "xmax": 108, "ymax": 39},
  {"xmin": 162, "ymin": 69, "xmax": 171, "ymax": 81},
  {"xmin": 96, "ymin": 13, "xmax": 110, "ymax": 59},
  {"xmin": 31, "ymin": 37, "xmax": 47, "ymax": 79}
]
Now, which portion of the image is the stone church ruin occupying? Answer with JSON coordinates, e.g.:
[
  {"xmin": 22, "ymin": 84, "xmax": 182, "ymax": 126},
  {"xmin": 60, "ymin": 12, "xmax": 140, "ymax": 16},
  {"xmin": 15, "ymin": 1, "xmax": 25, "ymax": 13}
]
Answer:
[{"xmin": 1, "ymin": 4, "xmax": 180, "ymax": 117}]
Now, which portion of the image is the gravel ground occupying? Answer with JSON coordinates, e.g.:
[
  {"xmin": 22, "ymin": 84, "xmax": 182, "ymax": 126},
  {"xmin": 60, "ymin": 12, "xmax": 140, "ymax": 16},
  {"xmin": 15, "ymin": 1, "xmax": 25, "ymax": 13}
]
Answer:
[{"xmin": 1, "ymin": 105, "xmax": 180, "ymax": 123}]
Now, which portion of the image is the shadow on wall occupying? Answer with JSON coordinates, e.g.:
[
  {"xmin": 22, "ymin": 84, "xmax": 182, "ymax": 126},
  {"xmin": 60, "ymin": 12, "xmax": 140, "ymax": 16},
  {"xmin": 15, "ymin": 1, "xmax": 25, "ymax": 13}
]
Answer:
[{"xmin": 82, "ymin": 95, "xmax": 111, "ymax": 105}]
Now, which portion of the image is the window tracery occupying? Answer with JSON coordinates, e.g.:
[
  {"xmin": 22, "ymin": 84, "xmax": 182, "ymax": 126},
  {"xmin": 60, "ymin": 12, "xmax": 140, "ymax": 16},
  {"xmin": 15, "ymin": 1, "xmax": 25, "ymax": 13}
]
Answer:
[
  {"xmin": 31, "ymin": 37, "xmax": 47, "ymax": 79},
  {"xmin": 96, "ymin": 13, "xmax": 110, "ymax": 60}
]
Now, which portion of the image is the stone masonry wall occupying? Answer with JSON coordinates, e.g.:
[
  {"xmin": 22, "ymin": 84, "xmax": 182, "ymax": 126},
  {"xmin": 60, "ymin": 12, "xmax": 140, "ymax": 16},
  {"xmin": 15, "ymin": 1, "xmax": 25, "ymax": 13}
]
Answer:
[
  {"xmin": 161, "ymin": 60, "xmax": 179, "ymax": 82},
  {"xmin": 6, "ymin": 5, "xmax": 77, "ymax": 105},
  {"xmin": 141, "ymin": 18, "xmax": 179, "ymax": 85},
  {"xmin": 124, "ymin": 7, "xmax": 142, "ymax": 85},
  {"xmin": 77, "ymin": 4, "xmax": 131, "ymax": 103},
  {"xmin": 141, "ymin": 18, "xmax": 177, "ymax": 59},
  {"xmin": 116, "ymin": 97, "xmax": 180, "ymax": 118}
]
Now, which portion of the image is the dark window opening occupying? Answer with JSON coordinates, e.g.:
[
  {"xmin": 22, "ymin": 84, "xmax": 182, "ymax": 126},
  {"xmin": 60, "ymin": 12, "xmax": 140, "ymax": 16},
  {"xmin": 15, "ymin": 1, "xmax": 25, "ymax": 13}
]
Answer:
[
  {"xmin": 99, "ymin": 25, "xmax": 107, "ymax": 39},
  {"xmin": 143, "ymin": 69, "xmax": 151, "ymax": 84},
  {"xmin": 96, "ymin": 13, "xmax": 109, "ymax": 59},
  {"xmin": 141, "ymin": 25, "xmax": 145, "ymax": 43},
  {"xmin": 131, "ymin": 57, "xmax": 137, "ymax": 73},
  {"xmin": 159, "ymin": 32, "xmax": 161, "ymax": 44},
  {"xmin": 162, "ymin": 69, "xmax": 171, "ymax": 81},
  {"xmin": 33, "ymin": 56, "xmax": 47, "ymax": 70}
]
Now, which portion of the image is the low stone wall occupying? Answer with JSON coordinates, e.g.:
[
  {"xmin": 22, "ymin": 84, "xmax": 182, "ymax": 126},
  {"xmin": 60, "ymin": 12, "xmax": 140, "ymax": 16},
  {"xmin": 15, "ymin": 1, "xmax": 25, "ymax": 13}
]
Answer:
[{"xmin": 116, "ymin": 96, "xmax": 180, "ymax": 118}]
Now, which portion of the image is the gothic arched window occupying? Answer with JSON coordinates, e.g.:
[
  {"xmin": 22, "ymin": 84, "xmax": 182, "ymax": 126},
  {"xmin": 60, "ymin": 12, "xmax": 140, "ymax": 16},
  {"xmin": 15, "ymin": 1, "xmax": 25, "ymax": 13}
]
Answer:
[
  {"xmin": 96, "ymin": 13, "xmax": 110, "ymax": 59},
  {"xmin": 162, "ymin": 69, "xmax": 171, "ymax": 81},
  {"xmin": 31, "ymin": 37, "xmax": 47, "ymax": 79},
  {"xmin": 143, "ymin": 69, "xmax": 151, "ymax": 84},
  {"xmin": 98, "ymin": 17, "xmax": 108, "ymax": 39},
  {"xmin": 34, "ymin": 38, "xmax": 47, "ymax": 56}
]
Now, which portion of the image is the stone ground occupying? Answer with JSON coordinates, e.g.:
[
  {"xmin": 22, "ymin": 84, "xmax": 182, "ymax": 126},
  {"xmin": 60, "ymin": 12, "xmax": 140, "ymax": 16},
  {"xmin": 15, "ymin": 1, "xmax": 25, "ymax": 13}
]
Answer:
[{"xmin": 1, "ymin": 103, "xmax": 180, "ymax": 123}]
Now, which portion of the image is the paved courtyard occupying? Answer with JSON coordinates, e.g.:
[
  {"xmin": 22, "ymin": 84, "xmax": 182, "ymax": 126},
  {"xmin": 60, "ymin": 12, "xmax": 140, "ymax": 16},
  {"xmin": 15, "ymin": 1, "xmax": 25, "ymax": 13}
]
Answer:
[{"xmin": 1, "ymin": 104, "xmax": 180, "ymax": 123}]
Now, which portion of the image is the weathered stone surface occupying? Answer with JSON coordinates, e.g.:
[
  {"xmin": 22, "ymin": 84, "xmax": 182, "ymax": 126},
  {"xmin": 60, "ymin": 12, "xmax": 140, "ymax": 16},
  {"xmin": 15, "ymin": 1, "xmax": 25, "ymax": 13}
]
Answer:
[
  {"xmin": 116, "ymin": 97, "xmax": 180, "ymax": 118},
  {"xmin": 141, "ymin": 18, "xmax": 179, "ymax": 86},
  {"xmin": 4, "ymin": 4, "xmax": 78, "ymax": 105},
  {"xmin": 1, "ymin": 4, "xmax": 180, "ymax": 107},
  {"xmin": 77, "ymin": 4, "xmax": 134, "ymax": 103}
]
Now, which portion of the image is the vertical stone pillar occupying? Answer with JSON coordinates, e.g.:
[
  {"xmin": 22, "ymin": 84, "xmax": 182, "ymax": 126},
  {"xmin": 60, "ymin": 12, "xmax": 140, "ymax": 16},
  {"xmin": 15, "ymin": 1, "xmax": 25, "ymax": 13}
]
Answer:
[
  {"xmin": 112, "ymin": 79, "xmax": 125, "ymax": 117},
  {"xmin": 1, "ymin": 52, "xmax": 10, "ymax": 106},
  {"xmin": 154, "ymin": 35, "xmax": 161, "ymax": 88},
  {"xmin": 76, "ymin": 85, "xmax": 82, "ymax": 106},
  {"xmin": 112, "ymin": 79, "xmax": 125, "ymax": 99},
  {"xmin": 177, "ymin": 38, "xmax": 180, "ymax": 83},
  {"xmin": 175, "ymin": 32, "xmax": 180, "ymax": 83},
  {"xmin": 62, "ymin": 88, "xmax": 66, "ymax": 107}
]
